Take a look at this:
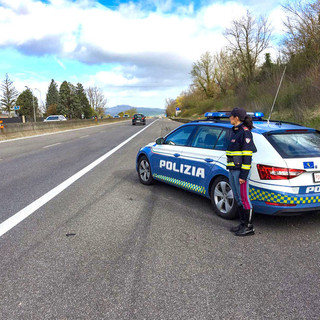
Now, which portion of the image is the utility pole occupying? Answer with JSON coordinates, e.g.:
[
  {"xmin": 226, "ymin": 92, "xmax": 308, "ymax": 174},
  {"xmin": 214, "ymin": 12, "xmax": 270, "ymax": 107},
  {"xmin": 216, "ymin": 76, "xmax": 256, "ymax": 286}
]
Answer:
[{"xmin": 25, "ymin": 86, "xmax": 36, "ymax": 122}]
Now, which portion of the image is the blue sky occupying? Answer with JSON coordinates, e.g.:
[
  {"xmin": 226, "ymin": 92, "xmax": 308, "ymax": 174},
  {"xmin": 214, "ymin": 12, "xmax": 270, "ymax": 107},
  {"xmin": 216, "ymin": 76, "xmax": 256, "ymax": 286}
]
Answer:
[{"xmin": 0, "ymin": 0, "xmax": 287, "ymax": 109}]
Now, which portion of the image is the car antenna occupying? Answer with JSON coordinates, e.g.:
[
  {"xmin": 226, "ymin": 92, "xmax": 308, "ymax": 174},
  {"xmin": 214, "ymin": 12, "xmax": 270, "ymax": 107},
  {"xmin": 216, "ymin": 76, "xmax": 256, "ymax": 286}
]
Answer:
[{"xmin": 267, "ymin": 65, "xmax": 287, "ymax": 125}]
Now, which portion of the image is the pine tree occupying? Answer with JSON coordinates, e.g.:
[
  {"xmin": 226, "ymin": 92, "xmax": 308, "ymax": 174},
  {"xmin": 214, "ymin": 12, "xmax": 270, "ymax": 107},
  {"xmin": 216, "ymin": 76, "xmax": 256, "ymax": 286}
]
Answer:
[
  {"xmin": 76, "ymin": 83, "xmax": 92, "ymax": 118},
  {"xmin": 0, "ymin": 73, "xmax": 19, "ymax": 117},
  {"xmin": 68, "ymin": 83, "xmax": 82, "ymax": 119},
  {"xmin": 46, "ymin": 79, "xmax": 59, "ymax": 114},
  {"xmin": 16, "ymin": 89, "xmax": 39, "ymax": 120},
  {"xmin": 57, "ymin": 81, "xmax": 71, "ymax": 117}
]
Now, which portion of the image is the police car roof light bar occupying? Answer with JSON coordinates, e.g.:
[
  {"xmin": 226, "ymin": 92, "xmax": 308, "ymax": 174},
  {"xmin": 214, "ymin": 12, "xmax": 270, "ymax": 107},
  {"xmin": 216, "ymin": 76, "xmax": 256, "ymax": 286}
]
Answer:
[
  {"xmin": 204, "ymin": 111, "xmax": 264, "ymax": 120},
  {"xmin": 204, "ymin": 112, "xmax": 230, "ymax": 119}
]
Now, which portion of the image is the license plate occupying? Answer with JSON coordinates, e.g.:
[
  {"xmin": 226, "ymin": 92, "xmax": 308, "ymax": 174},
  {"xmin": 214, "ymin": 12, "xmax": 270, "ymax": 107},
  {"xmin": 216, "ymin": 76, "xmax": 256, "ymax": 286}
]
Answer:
[{"xmin": 314, "ymin": 172, "xmax": 320, "ymax": 183}]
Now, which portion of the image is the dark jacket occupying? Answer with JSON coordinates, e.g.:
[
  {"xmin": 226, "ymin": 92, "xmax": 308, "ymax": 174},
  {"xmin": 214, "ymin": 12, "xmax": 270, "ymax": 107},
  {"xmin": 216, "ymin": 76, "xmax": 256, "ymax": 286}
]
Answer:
[{"xmin": 226, "ymin": 123, "xmax": 257, "ymax": 180}]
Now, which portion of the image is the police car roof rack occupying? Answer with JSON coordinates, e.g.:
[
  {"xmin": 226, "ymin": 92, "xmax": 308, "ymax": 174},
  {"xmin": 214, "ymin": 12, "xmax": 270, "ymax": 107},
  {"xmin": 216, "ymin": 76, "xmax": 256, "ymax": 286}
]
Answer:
[
  {"xmin": 259, "ymin": 119, "xmax": 304, "ymax": 127},
  {"xmin": 203, "ymin": 111, "xmax": 265, "ymax": 121}
]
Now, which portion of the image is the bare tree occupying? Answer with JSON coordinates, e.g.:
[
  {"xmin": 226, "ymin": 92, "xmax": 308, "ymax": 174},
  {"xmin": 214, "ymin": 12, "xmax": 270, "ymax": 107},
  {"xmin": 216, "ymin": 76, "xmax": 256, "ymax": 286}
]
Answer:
[
  {"xmin": 214, "ymin": 49, "xmax": 240, "ymax": 95},
  {"xmin": 224, "ymin": 10, "xmax": 271, "ymax": 85},
  {"xmin": 0, "ymin": 73, "xmax": 19, "ymax": 117},
  {"xmin": 190, "ymin": 52, "xmax": 218, "ymax": 98},
  {"xmin": 86, "ymin": 86, "xmax": 107, "ymax": 116},
  {"xmin": 282, "ymin": 0, "xmax": 320, "ymax": 63}
]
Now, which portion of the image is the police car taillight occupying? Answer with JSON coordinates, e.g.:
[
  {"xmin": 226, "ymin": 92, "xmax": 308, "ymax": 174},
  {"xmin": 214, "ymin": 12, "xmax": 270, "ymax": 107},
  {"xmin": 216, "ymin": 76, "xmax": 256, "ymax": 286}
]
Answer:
[
  {"xmin": 265, "ymin": 202, "xmax": 296, "ymax": 207},
  {"xmin": 257, "ymin": 164, "xmax": 305, "ymax": 180}
]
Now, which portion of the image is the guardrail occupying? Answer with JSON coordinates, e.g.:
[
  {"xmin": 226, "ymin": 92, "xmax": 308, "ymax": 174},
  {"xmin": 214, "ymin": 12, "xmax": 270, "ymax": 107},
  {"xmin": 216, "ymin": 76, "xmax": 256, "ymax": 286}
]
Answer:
[
  {"xmin": 0, "ymin": 117, "xmax": 128, "ymax": 139},
  {"xmin": 170, "ymin": 117, "xmax": 192, "ymax": 123}
]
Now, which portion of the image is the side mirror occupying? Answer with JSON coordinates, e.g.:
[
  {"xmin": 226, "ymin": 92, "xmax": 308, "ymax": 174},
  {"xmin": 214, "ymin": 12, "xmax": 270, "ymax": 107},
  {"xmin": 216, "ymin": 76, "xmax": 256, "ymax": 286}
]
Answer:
[{"xmin": 156, "ymin": 137, "xmax": 165, "ymax": 145}]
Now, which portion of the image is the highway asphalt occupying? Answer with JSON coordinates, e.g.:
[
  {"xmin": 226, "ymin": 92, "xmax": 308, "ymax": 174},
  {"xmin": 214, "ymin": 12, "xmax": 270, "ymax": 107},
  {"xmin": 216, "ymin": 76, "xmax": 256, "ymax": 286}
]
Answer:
[{"xmin": 1, "ymin": 118, "xmax": 320, "ymax": 319}]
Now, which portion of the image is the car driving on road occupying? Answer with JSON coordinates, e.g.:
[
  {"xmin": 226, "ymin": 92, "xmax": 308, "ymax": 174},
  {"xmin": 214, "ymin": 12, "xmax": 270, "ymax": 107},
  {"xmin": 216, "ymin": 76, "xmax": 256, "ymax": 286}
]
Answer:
[
  {"xmin": 132, "ymin": 113, "xmax": 146, "ymax": 125},
  {"xmin": 136, "ymin": 112, "xmax": 320, "ymax": 219},
  {"xmin": 44, "ymin": 115, "xmax": 67, "ymax": 122}
]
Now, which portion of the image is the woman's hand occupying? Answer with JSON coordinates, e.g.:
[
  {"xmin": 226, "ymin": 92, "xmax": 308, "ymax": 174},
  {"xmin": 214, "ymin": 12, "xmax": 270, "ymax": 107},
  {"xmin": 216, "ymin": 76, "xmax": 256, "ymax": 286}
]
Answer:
[{"xmin": 239, "ymin": 178, "xmax": 246, "ymax": 184}]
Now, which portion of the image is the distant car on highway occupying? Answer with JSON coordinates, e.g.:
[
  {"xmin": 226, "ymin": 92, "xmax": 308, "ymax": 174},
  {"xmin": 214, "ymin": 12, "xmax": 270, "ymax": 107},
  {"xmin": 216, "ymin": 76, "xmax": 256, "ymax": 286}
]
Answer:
[
  {"xmin": 44, "ymin": 115, "xmax": 67, "ymax": 122},
  {"xmin": 113, "ymin": 115, "xmax": 120, "ymax": 119},
  {"xmin": 136, "ymin": 111, "xmax": 320, "ymax": 219},
  {"xmin": 132, "ymin": 113, "xmax": 146, "ymax": 125},
  {"xmin": 123, "ymin": 114, "xmax": 129, "ymax": 118}
]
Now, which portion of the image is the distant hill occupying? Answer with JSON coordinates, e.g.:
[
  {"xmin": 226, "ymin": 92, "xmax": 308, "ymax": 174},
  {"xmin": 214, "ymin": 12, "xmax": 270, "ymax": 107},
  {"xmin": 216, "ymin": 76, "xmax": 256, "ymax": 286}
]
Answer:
[{"xmin": 106, "ymin": 105, "xmax": 165, "ymax": 116}]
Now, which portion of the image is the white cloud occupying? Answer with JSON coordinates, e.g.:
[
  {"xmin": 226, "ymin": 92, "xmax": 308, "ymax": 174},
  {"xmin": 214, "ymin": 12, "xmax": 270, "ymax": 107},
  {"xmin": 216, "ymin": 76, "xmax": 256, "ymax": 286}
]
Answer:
[
  {"xmin": 198, "ymin": 2, "xmax": 247, "ymax": 30},
  {"xmin": 269, "ymin": 5, "xmax": 286, "ymax": 36},
  {"xmin": 0, "ymin": 0, "xmax": 287, "ymax": 108}
]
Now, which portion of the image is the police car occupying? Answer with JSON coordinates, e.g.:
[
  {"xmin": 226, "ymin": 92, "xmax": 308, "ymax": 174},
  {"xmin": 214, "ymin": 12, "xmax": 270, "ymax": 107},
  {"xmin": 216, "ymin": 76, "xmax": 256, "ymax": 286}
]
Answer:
[{"xmin": 136, "ymin": 112, "xmax": 320, "ymax": 219}]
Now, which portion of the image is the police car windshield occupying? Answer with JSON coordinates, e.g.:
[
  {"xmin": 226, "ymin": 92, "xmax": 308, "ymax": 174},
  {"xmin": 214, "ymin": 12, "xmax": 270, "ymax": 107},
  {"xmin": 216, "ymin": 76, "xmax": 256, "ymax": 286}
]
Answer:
[{"xmin": 268, "ymin": 131, "xmax": 320, "ymax": 158}]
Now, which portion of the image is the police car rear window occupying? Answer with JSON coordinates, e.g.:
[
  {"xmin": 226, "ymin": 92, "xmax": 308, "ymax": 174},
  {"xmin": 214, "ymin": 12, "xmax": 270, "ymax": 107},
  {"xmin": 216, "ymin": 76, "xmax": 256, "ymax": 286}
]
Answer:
[{"xmin": 267, "ymin": 131, "xmax": 320, "ymax": 158}]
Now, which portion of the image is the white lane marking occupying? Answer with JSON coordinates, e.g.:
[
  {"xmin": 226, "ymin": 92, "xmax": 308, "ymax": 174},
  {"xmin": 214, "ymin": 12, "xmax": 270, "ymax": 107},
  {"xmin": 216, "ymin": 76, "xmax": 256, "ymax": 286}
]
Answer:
[
  {"xmin": 79, "ymin": 135, "xmax": 90, "ymax": 138},
  {"xmin": 0, "ymin": 119, "xmax": 158, "ymax": 238},
  {"xmin": 0, "ymin": 120, "xmax": 131, "ymax": 144},
  {"xmin": 43, "ymin": 142, "xmax": 62, "ymax": 149}
]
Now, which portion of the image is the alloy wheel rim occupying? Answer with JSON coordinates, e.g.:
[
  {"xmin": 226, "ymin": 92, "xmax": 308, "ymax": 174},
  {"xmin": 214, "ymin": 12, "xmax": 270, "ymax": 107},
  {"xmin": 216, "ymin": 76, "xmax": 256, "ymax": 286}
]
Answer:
[
  {"xmin": 214, "ymin": 181, "xmax": 234, "ymax": 214},
  {"xmin": 139, "ymin": 160, "xmax": 150, "ymax": 182}
]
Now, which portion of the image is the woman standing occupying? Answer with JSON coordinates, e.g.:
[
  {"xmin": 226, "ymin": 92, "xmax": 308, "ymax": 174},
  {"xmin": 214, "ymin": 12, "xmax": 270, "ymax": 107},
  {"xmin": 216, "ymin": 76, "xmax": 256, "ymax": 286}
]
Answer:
[{"xmin": 226, "ymin": 108, "xmax": 256, "ymax": 236}]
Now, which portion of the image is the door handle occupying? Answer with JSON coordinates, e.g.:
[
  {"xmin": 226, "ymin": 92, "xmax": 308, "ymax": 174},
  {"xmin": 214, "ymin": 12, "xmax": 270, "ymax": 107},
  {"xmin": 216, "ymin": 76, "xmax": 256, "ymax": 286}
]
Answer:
[
  {"xmin": 205, "ymin": 158, "xmax": 214, "ymax": 163},
  {"xmin": 174, "ymin": 153, "xmax": 180, "ymax": 157}
]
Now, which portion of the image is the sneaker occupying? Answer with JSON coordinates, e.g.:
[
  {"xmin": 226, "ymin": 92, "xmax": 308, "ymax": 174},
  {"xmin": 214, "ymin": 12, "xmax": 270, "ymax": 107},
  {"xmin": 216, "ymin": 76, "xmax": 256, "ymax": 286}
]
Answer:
[{"xmin": 235, "ymin": 225, "xmax": 255, "ymax": 237}]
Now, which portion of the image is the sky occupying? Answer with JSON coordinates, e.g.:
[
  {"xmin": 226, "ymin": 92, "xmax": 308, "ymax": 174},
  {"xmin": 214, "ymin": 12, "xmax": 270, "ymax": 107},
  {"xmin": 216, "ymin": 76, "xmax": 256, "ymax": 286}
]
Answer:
[{"xmin": 0, "ymin": 0, "xmax": 288, "ymax": 110}]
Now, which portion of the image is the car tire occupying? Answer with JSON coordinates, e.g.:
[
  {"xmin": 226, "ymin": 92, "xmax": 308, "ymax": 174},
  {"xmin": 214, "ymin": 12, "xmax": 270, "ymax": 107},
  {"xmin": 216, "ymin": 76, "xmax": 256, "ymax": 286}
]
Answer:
[
  {"xmin": 138, "ymin": 156, "xmax": 154, "ymax": 185},
  {"xmin": 210, "ymin": 176, "xmax": 237, "ymax": 220}
]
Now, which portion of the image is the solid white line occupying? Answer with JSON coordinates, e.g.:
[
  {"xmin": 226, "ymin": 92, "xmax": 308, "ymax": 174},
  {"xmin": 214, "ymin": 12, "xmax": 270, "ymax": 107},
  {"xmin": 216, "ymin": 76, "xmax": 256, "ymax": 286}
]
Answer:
[
  {"xmin": 0, "ymin": 119, "xmax": 158, "ymax": 238},
  {"xmin": 43, "ymin": 142, "xmax": 62, "ymax": 149},
  {"xmin": 79, "ymin": 135, "xmax": 90, "ymax": 138},
  {"xmin": 0, "ymin": 120, "xmax": 131, "ymax": 144}
]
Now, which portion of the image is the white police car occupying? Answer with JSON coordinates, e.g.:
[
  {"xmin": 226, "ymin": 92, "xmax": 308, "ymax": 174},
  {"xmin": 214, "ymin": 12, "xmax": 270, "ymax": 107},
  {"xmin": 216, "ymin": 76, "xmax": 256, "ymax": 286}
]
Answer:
[{"xmin": 136, "ymin": 112, "xmax": 320, "ymax": 219}]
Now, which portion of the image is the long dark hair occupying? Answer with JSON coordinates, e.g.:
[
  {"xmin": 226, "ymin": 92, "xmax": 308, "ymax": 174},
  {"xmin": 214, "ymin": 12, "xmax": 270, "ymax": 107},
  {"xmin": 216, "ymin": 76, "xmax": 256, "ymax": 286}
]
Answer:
[{"xmin": 242, "ymin": 115, "xmax": 253, "ymax": 130}]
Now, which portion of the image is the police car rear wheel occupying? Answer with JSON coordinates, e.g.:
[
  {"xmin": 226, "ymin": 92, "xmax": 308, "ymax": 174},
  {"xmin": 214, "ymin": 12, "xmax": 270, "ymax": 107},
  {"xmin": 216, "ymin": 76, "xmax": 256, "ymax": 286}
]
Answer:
[
  {"xmin": 138, "ymin": 156, "xmax": 154, "ymax": 185},
  {"xmin": 210, "ymin": 176, "xmax": 237, "ymax": 220}
]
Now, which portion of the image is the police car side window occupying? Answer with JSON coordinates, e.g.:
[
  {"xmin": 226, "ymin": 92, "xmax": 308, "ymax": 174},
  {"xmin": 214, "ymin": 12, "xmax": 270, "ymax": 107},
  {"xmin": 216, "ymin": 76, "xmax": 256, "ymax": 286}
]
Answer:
[
  {"xmin": 214, "ymin": 130, "xmax": 229, "ymax": 150},
  {"xmin": 164, "ymin": 125, "xmax": 196, "ymax": 146},
  {"xmin": 191, "ymin": 126, "xmax": 222, "ymax": 149}
]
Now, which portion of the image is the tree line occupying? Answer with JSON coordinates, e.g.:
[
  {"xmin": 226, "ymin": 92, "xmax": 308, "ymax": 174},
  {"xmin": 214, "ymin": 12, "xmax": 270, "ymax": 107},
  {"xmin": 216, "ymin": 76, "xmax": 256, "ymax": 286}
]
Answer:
[
  {"xmin": 0, "ymin": 76, "xmax": 108, "ymax": 120},
  {"xmin": 166, "ymin": 0, "xmax": 320, "ymax": 128}
]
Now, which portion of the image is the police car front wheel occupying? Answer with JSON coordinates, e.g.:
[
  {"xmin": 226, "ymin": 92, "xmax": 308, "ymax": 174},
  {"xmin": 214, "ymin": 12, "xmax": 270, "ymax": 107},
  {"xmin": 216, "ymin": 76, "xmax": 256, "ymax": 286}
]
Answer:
[
  {"xmin": 210, "ymin": 176, "xmax": 237, "ymax": 220},
  {"xmin": 138, "ymin": 156, "xmax": 154, "ymax": 185}
]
